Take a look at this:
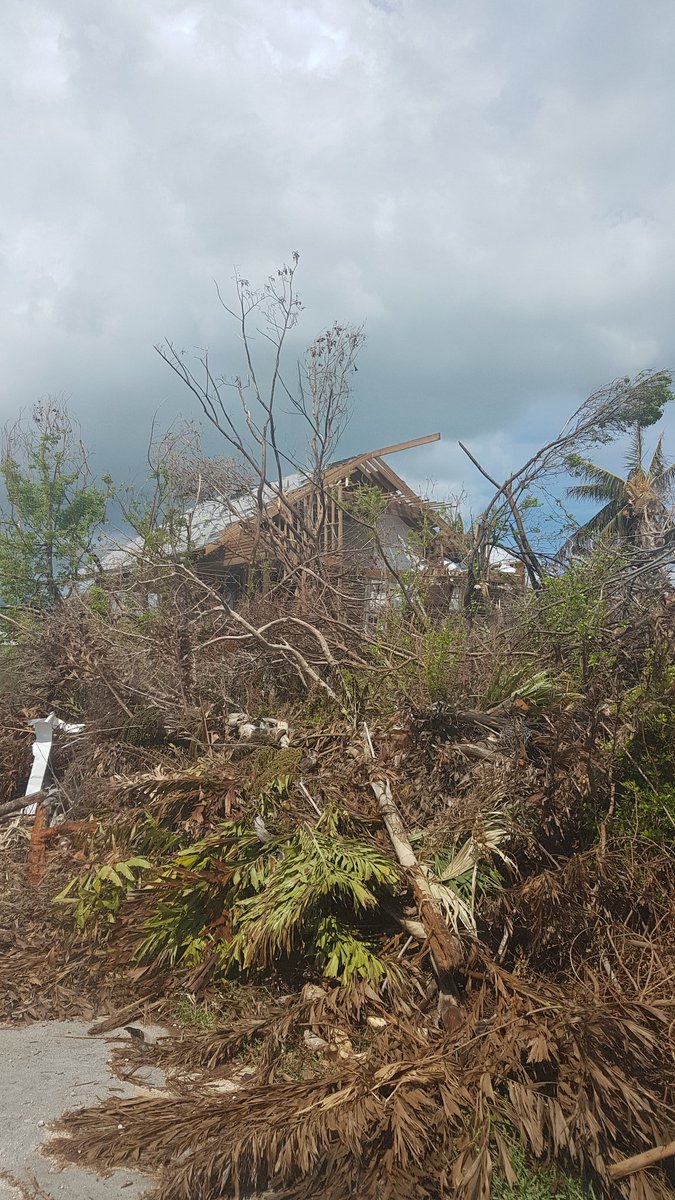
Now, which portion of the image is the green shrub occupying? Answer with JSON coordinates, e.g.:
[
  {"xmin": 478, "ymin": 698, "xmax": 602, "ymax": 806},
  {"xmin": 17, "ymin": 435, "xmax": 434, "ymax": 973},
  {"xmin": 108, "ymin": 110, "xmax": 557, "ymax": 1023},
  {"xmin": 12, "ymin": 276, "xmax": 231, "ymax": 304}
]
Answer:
[
  {"xmin": 617, "ymin": 780, "xmax": 675, "ymax": 843},
  {"xmin": 54, "ymin": 855, "xmax": 153, "ymax": 934},
  {"xmin": 531, "ymin": 555, "xmax": 614, "ymax": 680},
  {"xmin": 422, "ymin": 615, "xmax": 466, "ymax": 702}
]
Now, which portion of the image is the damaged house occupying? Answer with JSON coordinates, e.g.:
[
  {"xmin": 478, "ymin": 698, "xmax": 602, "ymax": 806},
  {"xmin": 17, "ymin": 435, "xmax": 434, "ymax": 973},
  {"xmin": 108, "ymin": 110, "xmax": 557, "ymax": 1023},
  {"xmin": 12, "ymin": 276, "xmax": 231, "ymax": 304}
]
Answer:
[
  {"xmin": 104, "ymin": 434, "xmax": 469, "ymax": 617},
  {"xmin": 104, "ymin": 432, "xmax": 522, "ymax": 618}
]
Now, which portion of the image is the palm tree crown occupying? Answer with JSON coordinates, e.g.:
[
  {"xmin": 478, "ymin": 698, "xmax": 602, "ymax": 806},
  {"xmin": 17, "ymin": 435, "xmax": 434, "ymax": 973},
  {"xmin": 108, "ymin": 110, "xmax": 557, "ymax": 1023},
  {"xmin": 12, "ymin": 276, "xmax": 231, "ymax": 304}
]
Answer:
[{"xmin": 568, "ymin": 424, "xmax": 675, "ymax": 549}]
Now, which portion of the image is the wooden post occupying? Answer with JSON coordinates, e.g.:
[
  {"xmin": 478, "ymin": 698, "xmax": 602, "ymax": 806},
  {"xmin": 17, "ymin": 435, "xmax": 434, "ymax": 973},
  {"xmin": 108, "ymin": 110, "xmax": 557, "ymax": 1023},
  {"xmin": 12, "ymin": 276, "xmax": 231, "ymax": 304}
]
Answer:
[{"xmin": 27, "ymin": 803, "xmax": 48, "ymax": 886}]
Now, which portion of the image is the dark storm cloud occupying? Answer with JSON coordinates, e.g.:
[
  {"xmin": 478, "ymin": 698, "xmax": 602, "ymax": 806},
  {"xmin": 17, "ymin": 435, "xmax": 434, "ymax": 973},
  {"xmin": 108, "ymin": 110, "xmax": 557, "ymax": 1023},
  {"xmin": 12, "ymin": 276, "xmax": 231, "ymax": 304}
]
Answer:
[{"xmin": 2, "ymin": 0, "xmax": 675, "ymax": 498}]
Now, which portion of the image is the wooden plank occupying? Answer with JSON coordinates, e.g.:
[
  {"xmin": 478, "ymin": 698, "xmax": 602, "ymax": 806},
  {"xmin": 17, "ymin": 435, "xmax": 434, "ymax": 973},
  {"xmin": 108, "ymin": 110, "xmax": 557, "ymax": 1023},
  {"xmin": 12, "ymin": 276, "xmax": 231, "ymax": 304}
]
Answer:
[
  {"xmin": 202, "ymin": 436, "xmax": 441, "ymax": 553},
  {"xmin": 373, "ymin": 457, "xmax": 424, "ymax": 504},
  {"xmin": 367, "ymin": 432, "xmax": 440, "ymax": 458},
  {"xmin": 372, "ymin": 459, "xmax": 455, "ymax": 540}
]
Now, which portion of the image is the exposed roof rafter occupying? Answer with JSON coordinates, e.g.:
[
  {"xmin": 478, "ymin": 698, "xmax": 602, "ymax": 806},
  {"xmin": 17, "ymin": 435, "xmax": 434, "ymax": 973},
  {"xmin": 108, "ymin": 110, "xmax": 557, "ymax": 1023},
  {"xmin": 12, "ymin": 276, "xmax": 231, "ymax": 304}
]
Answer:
[
  {"xmin": 203, "ymin": 433, "xmax": 448, "ymax": 556},
  {"xmin": 365, "ymin": 432, "xmax": 440, "ymax": 458}
]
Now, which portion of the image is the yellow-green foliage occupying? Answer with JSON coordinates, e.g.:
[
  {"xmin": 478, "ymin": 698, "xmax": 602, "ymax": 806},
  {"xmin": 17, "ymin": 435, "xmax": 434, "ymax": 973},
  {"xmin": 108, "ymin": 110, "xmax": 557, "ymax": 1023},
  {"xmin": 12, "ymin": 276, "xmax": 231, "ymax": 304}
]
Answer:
[
  {"xmin": 54, "ymin": 855, "xmax": 153, "ymax": 933},
  {"xmin": 617, "ymin": 645, "xmax": 675, "ymax": 842},
  {"xmin": 423, "ymin": 616, "xmax": 466, "ymax": 702},
  {"xmin": 533, "ymin": 556, "xmax": 611, "ymax": 679},
  {"xmin": 135, "ymin": 812, "xmax": 402, "ymax": 987}
]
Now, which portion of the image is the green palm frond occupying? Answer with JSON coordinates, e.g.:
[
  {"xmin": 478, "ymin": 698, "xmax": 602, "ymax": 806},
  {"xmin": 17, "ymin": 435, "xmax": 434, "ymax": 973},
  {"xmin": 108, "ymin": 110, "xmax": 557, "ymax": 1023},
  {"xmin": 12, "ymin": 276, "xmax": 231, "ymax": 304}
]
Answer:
[
  {"xmin": 481, "ymin": 664, "xmax": 558, "ymax": 708},
  {"xmin": 567, "ymin": 481, "xmax": 625, "ymax": 506},
  {"xmin": 429, "ymin": 813, "xmax": 514, "ymax": 933},
  {"xmin": 570, "ymin": 499, "xmax": 624, "ymax": 547},
  {"xmin": 625, "ymin": 423, "xmax": 645, "ymax": 477},
  {"xmin": 650, "ymin": 439, "xmax": 675, "ymax": 497},
  {"xmin": 313, "ymin": 915, "xmax": 396, "ymax": 985},
  {"xmin": 654, "ymin": 460, "xmax": 675, "ymax": 492},
  {"xmin": 567, "ymin": 465, "xmax": 627, "ymax": 504},
  {"xmin": 230, "ymin": 828, "xmax": 400, "ymax": 967},
  {"xmin": 568, "ymin": 424, "xmax": 673, "ymax": 551},
  {"xmin": 647, "ymin": 433, "xmax": 667, "ymax": 481},
  {"xmin": 137, "ymin": 818, "xmax": 402, "ymax": 987}
]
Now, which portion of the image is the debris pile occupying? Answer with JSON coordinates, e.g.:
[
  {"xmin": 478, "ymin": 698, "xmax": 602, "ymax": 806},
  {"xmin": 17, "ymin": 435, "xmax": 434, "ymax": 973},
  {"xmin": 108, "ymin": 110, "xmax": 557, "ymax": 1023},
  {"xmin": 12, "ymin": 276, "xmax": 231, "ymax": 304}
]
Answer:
[{"xmin": 1, "ymin": 572, "xmax": 674, "ymax": 1199}]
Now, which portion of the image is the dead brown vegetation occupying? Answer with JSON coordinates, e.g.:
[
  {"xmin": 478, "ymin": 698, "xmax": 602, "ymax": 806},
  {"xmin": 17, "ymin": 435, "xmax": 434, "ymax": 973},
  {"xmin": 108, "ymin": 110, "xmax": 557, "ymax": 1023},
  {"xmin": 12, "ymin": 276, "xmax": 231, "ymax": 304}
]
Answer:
[{"xmin": 1, "ymin": 537, "xmax": 674, "ymax": 1199}]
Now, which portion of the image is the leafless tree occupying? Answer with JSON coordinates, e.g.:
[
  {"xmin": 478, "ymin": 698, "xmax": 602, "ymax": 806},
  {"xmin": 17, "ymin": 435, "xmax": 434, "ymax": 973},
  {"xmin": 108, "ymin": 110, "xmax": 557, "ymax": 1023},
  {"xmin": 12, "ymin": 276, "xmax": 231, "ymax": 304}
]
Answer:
[
  {"xmin": 156, "ymin": 255, "xmax": 364, "ymax": 570},
  {"xmin": 119, "ymin": 417, "xmax": 252, "ymax": 562}
]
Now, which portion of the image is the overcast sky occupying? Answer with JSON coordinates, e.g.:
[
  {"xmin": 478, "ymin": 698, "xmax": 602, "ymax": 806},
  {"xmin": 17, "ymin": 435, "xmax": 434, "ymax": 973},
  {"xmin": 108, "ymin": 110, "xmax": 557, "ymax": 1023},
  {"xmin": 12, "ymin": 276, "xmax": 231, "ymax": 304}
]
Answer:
[{"xmin": 3, "ymin": 0, "xmax": 675, "ymax": 509}]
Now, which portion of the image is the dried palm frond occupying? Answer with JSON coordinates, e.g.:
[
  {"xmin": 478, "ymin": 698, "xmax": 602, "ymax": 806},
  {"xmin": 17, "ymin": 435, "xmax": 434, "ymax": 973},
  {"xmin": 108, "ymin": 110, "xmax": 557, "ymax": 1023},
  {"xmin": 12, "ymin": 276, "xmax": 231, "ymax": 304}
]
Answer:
[
  {"xmin": 112, "ymin": 761, "xmax": 236, "ymax": 824},
  {"xmin": 50, "ymin": 967, "xmax": 675, "ymax": 1200},
  {"xmin": 150, "ymin": 981, "xmax": 420, "ymax": 1085},
  {"xmin": 428, "ymin": 811, "xmax": 515, "ymax": 933}
]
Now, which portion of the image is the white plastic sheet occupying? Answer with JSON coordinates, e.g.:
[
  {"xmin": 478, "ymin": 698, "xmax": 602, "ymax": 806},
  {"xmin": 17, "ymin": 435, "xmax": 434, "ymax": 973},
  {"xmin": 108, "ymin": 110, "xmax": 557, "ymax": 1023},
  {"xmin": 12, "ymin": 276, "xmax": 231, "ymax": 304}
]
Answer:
[{"xmin": 23, "ymin": 713, "xmax": 85, "ymax": 815}]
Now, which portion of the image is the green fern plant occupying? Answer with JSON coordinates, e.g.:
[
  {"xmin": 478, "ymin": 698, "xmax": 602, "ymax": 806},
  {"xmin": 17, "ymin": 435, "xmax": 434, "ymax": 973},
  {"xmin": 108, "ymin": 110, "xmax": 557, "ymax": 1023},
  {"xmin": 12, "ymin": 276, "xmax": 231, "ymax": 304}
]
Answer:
[{"xmin": 136, "ymin": 815, "xmax": 402, "ymax": 987}]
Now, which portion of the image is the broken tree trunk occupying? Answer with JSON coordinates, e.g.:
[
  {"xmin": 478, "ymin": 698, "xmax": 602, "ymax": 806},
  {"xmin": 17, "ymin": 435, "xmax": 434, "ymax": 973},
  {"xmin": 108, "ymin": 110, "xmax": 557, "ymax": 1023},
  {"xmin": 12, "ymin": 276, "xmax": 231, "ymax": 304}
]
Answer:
[{"xmin": 370, "ymin": 776, "xmax": 464, "ymax": 1032}]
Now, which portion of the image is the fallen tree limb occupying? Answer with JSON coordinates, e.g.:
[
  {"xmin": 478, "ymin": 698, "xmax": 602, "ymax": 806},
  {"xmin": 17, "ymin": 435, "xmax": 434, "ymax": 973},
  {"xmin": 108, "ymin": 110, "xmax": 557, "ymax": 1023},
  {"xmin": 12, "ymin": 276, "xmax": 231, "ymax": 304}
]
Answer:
[
  {"xmin": 608, "ymin": 1140, "xmax": 675, "ymax": 1181},
  {"xmin": 451, "ymin": 743, "xmax": 500, "ymax": 762},
  {"xmin": 183, "ymin": 564, "xmax": 343, "ymax": 704},
  {"xmin": 0, "ymin": 790, "xmax": 49, "ymax": 822},
  {"xmin": 370, "ymin": 775, "xmax": 464, "ymax": 1031}
]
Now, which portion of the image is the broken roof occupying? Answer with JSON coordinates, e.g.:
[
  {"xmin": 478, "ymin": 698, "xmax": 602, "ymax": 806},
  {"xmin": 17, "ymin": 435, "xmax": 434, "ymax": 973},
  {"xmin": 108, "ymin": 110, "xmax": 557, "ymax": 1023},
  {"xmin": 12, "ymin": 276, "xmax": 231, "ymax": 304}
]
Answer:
[{"xmin": 101, "ymin": 433, "xmax": 448, "ymax": 571}]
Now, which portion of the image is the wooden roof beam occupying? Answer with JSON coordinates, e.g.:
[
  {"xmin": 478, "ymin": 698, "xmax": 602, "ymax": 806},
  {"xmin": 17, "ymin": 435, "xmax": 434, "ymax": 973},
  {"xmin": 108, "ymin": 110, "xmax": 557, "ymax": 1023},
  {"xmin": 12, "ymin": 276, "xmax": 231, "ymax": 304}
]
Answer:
[{"xmin": 366, "ymin": 432, "xmax": 440, "ymax": 458}]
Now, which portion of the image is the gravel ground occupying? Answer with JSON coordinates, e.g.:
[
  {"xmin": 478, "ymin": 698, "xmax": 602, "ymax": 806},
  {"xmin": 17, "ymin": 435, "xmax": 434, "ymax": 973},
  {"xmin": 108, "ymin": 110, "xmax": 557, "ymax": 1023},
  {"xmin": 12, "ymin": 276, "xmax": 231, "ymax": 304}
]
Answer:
[{"xmin": 0, "ymin": 1021, "xmax": 166, "ymax": 1200}]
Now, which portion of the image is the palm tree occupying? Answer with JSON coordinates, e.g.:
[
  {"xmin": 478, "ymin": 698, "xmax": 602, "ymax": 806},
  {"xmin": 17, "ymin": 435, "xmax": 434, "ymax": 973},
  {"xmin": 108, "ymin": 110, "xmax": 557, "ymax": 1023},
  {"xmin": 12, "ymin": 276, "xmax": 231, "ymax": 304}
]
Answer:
[{"xmin": 567, "ymin": 425, "xmax": 675, "ymax": 550}]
